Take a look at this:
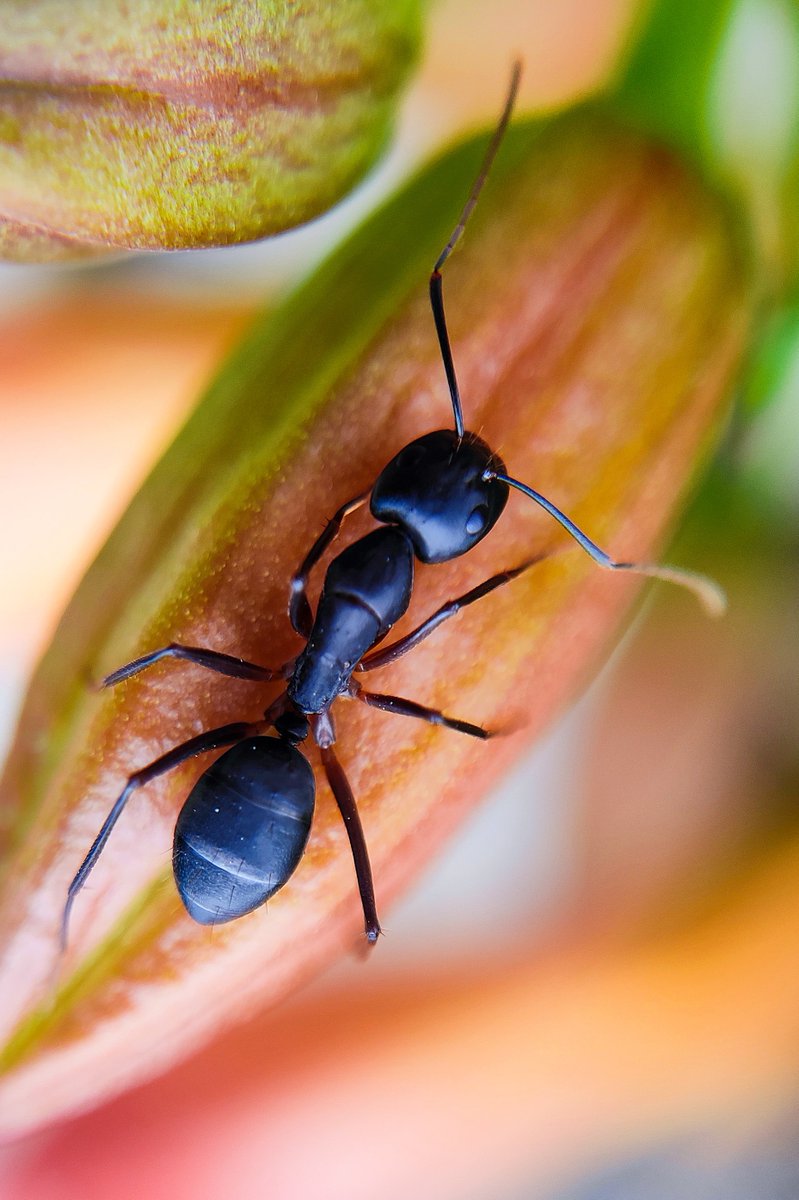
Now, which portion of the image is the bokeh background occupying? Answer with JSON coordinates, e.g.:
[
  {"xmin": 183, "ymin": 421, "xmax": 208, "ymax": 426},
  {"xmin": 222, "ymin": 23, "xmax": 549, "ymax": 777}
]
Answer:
[{"xmin": 2, "ymin": 0, "xmax": 799, "ymax": 1196}]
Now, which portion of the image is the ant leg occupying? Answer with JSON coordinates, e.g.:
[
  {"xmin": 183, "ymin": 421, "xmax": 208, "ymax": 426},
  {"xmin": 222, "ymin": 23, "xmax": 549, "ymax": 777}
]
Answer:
[
  {"xmin": 312, "ymin": 712, "xmax": 381, "ymax": 944},
  {"xmin": 358, "ymin": 554, "xmax": 546, "ymax": 673},
  {"xmin": 61, "ymin": 720, "xmax": 260, "ymax": 951},
  {"xmin": 102, "ymin": 643, "xmax": 283, "ymax": 688},
  {"xmin": 353, "ymin": 685, "xmax": 492, "ymax": 740},
  {"xmin": 289, "ymin": 490, "xmax": 370, "ymax": 638}
]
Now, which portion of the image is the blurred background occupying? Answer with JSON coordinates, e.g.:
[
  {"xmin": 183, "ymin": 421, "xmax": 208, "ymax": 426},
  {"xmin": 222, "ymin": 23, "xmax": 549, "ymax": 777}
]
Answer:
[{"xmin": 2, "ymin": 0, "xmax": 799, "ymax": 1197}]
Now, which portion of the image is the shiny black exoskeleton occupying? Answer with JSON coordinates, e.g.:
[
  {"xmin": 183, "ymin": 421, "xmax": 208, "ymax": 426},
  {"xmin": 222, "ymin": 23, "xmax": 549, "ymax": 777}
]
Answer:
[
  {"xmin": 289, "ymin": 525, "xmax": 415, "ymax": 714},
  {"xmin": 371, "ymin": 430, "xmax": 509, "ymax": 564},
  {"xmin": 62, "ymin": 64, "xmax": 722, "ymax": 951},
  {"xmin": 173, "ymin": 734, "xmax": 315, "ymax": 924}
]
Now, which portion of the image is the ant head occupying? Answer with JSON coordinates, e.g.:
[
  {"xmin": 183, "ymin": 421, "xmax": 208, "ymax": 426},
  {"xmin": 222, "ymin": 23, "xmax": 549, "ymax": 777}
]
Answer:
[{"xmin": 371, "ymin": 430, "xmax": 509, "ymax": 563}]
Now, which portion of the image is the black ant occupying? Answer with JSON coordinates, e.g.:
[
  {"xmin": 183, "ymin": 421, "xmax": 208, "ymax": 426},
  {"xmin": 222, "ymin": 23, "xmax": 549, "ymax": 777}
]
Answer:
[{"xmin": 62, "ymin": 64, "xmax": 724, "ymax": 950}]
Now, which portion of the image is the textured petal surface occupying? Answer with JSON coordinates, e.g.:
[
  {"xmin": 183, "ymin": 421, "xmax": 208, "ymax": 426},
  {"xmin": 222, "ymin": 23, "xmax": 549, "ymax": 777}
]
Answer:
[{"xmin": 0, "ymin": 0, "xmax": 421, "ymax": 256}]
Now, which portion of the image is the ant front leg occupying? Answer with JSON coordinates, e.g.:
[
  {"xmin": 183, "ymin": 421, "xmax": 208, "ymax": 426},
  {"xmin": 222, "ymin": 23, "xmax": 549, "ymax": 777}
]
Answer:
[
  {"xmin": 312, "ymin": 710, "xmax": 381, "ymax": 945},
  {"xmin": 289, "ymin": 490, "xmax": 370, "ymax": 638},
  {"xmin": 358, "ymin": 555, "xmax": 546, "ymax": 673}
]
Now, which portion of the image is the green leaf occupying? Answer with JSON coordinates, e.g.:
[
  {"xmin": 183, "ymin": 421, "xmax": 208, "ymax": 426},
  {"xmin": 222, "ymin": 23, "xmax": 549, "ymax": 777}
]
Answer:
[
  {"xmin": 614, "ymin": 0, "xmax": 736, "ymax": 162},
  {"xmin": 613, "ymin": 0, "xmax": 799, "ymax": 296},
  {"xmin": 741, "ymin": 295, "xmax": 799, "ymax": 413}
]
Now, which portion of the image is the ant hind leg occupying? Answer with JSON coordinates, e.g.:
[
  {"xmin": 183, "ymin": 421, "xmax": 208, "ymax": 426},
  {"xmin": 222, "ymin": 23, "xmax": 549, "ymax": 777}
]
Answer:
[
  {"xmin": 312, "ymin": 713, "xmax": 381, "ymax": 945},
  {"xmin": 61, "ymin": 720, "xmax": 260, "ymax": 951}
]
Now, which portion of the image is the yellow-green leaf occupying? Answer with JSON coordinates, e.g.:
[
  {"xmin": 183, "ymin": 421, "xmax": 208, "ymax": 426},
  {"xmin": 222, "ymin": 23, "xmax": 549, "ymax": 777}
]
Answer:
[{"xmin": 0, "ymin": 0, "xmax": 421, "ymax": 257}]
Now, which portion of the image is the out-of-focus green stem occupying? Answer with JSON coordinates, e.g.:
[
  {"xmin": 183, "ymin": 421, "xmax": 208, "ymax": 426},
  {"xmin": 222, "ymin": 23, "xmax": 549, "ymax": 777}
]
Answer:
[
  {"xmin": 614, "ymin": 0, "xmax": 738, "ymax": 166},
  {"xmin": 613, "ymin": 0, "xmax": 799, "ymax": 303}
]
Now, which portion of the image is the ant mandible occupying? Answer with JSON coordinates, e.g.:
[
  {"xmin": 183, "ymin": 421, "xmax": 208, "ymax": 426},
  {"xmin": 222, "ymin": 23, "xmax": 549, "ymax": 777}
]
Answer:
[{"xmin": 62, "ymin": 63, "xmax": 724, "ymax": 950}]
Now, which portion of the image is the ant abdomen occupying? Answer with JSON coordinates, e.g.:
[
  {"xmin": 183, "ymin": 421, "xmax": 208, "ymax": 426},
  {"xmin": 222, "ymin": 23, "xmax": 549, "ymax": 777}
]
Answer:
[{"xmin": 173, "ymin": 738, "xmax": 315, "ymax": 925}]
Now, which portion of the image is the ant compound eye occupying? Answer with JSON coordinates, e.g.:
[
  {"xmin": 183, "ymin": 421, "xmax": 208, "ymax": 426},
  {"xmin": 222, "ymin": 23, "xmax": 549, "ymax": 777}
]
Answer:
[{"xmin": 465, "ymin": 504, "xmax": 490, "ymax": 535}]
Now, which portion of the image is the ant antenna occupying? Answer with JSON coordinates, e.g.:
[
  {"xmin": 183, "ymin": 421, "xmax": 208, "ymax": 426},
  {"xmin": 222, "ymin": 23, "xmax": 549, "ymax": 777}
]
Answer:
[
  {"xmin": 486, "ymin": 470, "xmax": 727, "ymax": 616},
  {"xmin": 430, "ymin": 60, "xmax": 523, "ymax": 440}
]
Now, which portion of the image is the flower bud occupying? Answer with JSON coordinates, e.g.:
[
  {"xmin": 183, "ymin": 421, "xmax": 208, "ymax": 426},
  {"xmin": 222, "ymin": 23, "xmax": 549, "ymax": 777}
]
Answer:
[
  {"xmin": 0, "ymin": 108, "xmax": 750, "ymax": 1132},
  {"xmin": 0, "ymin": 0, "xmax": 421, "ymax": 258}
]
